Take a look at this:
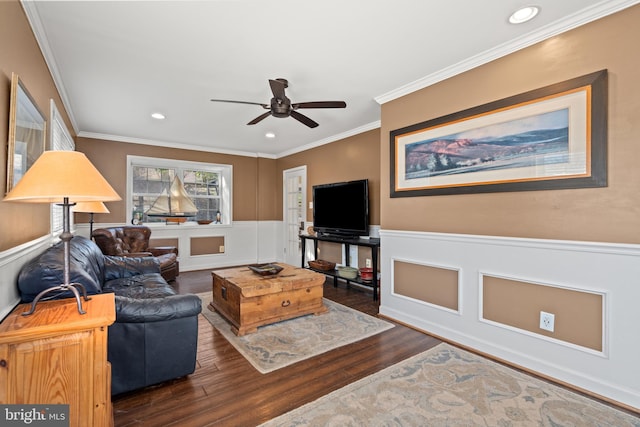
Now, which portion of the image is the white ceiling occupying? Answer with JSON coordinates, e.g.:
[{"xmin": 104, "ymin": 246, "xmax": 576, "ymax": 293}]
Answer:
[{"xmin": 23, "ymin": 0, "xmax": 638, "ymax": 158}]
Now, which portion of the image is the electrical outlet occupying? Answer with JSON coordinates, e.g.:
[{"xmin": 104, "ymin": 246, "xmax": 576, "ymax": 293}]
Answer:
[
  {"xmin": 365, "ymin": 258, "xmax": 372, "ymax": 268},
  {"xmin": 539, "ymin": 311, "xmax": 555, "ymax": 332},
  {"xmin": 219, "ymin": 245, "xmax": 225, "ymax": 253}
]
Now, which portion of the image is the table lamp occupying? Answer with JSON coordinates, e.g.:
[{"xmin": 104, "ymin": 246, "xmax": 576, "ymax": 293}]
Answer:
[
  {"xmin": 3, "ymin": 151, "xmax": 121, "ymax": 315},
  {"xmin": 73, "ymin": 201, "xmax": 110, "ymax": 238}
]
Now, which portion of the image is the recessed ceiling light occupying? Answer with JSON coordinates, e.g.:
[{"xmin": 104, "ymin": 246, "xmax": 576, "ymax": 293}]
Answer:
[
  {"xmin": 265, "ymin": 132, "xmax": 276, "ymax": 139},
  {"xmin": 509, "ymin": 6, "xmax": 539, "ymax": 24},
  {"xmin": 151, "ymin": 112, "xmax": 166, "ymax": 120}
]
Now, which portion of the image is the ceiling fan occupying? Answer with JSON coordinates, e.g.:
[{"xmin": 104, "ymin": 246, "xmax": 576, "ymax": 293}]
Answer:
[{"xmin": 210, "ymin": 78, "xmax": 346, "ymax": 128}]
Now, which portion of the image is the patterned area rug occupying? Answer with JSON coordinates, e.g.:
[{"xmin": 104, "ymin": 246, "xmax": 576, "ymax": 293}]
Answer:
[
  {"xmin": 259, "ymin": 343, "xmax": 640, "ymax": 426},
  {"xmin": 198, "ymin": 293, "xmax": 394, "ymax": 374}
]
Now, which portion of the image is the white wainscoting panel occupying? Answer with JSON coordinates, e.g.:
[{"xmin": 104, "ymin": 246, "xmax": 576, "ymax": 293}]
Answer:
[
  {"xmin": 76, "ymin": 221, "xmax": 280, "ymax": 272},
  {"xmin": 3, "ymin": 221, "xmax": 280, "ymax": 320},
  {"xmin": 379, "ymin": 229, "xmax": 640, "ymax": 410},
  {"xmin": 0, "ymin": 235, "xmax": 55, "ymax": 321},
  {"xmin": 258, "ymin": 221, "xmax": 283, "ymax": 265}
]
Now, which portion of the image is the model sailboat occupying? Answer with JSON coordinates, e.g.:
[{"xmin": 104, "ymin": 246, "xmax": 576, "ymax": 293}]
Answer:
[{"xmin": 146, "ymin": 176, "xmax": 198, "ymax": 224}]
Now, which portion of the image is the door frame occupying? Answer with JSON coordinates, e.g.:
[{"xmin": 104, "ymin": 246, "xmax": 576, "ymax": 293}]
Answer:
[{"xmin": 282, "ymin": 165, "xmax": 307, "ymax": 266}]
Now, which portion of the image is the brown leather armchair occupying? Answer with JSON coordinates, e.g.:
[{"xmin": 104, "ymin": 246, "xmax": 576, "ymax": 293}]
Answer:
[{"xmin": 92, "ymin": 226, "xmax": 179, "ymax": 281}]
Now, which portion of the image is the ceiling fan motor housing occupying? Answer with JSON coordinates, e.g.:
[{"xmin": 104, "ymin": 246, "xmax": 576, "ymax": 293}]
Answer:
[{"xmin": 271, "ymin": 97, "xmax": 291, "ymax": 117}]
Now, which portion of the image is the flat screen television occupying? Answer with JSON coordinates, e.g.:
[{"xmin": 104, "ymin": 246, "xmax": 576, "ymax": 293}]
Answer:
[{"xmin": 312, "ymin": 179, "xmax": 369, "ymax": 237}]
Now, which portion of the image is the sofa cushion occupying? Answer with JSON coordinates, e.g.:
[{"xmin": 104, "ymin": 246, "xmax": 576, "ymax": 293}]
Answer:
[
  {"xmin": 103, "ymin": 273, "xmax": 176, "ymax": 299},
  {"xmin": 103, "ymin": 255, "xmax": 161, "ymax": 281},
  {"xmin": 113, "ymin": 294, "xmax": 202, "ymax": 323},
  {"xmin": 18, "ymin": 235, "xmax": 105, "ymax": 302}
]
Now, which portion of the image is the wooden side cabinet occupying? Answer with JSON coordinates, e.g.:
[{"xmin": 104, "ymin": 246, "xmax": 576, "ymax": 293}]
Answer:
[{"xmin": 0, "ymin": 293, "xmax": 116, "ymax": 427}]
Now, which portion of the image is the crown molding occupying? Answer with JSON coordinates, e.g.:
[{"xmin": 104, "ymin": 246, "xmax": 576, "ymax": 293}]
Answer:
[
  {"xmin": 79, "ymin": 121, "xmax": 381, "ymax": 160},
  {"xmin": 375, "ymin": 0, "xmax": 640, "ymax": 105},
  {"xmin": 21, "ymin": 0, "xmax": 80, "ymax": 134},
  {"xmin": 275, "ymin": 121, "xmax": 381, "ymax": 158},
  {"xmin": 77, "ymin": 131, "xmax": 272, "ymax": 158}
]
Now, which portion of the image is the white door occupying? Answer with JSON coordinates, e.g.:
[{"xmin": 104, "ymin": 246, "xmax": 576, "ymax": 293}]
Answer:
[{"xmin": 283, "ymin": 166, "xmax": 306, "ymax": 266}]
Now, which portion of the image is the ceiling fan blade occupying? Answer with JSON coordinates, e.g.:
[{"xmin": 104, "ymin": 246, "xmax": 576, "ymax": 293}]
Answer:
[
  {"xmin": 290, "ymin": 110, "xmax": 319, "ymax": 128},
  {"xmin": 268, "ymin": 79, "xmax": 287, "ymax": 100},
  {"xmin": 292, "ymin": 101, "xmax": 347, "ymax": 109},
  {"xmin": 211, "ymin": 99, "xmax": 269, "ymax": 109},
  {"xmin": 247, "ymin": 111, "xmax": 272, "ymax": 125}
]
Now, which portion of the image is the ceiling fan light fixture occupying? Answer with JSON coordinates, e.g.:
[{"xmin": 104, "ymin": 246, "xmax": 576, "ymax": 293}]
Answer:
[
  {"xmin": 509, "ymin": 6, "xmax": 539, "ymax": 24},
  {"xmin": 151, "ymin": 112, "xmax": 166, "ymax": 120}
]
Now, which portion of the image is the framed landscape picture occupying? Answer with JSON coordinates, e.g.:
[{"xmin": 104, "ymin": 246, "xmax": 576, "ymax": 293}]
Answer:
[
  {"xmin": 6, "ymin": 73, "xmax": 47, "ymax": 193},
  {"xmin": 390, "ymin": 70, "xmax": 607, "ymax": 197}
]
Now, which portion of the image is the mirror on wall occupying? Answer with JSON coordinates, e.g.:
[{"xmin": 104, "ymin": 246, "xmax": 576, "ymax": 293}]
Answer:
[{"xmin": 6, "ymin": 72, "xmax": 46, "ymax": 193}]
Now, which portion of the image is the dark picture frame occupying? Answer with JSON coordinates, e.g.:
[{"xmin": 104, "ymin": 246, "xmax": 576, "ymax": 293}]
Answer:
[
  {"xmin": 390, "ymin": 70, "xmax": 608, "ymax": 197},
  {"xmin": 6, "ymin": 72, "xmax": 47, "ymax": 193}
]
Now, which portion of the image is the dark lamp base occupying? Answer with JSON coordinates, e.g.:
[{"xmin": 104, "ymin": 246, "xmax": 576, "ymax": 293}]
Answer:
[{"xmin": 22, "ymin": 282, "xmax": 91, "ymax": 316}]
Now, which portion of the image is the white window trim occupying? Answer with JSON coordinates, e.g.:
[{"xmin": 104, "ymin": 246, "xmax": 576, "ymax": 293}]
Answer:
[
  {"xmin": 50, "ymin": 99, "xmax": 75, "ymax": 236},
  {"xmin": 126, "ymin": 155, "xmax": 233, "ymax": 227}
]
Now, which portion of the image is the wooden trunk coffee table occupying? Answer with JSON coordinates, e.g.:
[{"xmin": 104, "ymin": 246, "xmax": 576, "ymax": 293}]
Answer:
[{"xmin": 210, "ymin": 263, "xmax": 327, "ymax": 336}]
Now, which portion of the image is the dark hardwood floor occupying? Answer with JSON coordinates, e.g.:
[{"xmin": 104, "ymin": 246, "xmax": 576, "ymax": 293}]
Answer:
[{"xmin": 112, "ymin": 269, "xmax": 441, "ymax": 426}]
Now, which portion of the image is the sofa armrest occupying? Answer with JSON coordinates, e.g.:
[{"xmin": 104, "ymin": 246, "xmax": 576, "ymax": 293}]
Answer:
[
  {"xmin": 104, "ymin": 255, "xmax": 161, "ymax": 281},
  {"xmin": 149, "ymin": 246, "xmax": 178, "ymax": 257},
  {"xmin": 113, "ymin": 294, "xmax": 202, "ymax": 323},
  {"xmin": 122, "ymin": 252, "xmax": 153, "ymax": 257}
]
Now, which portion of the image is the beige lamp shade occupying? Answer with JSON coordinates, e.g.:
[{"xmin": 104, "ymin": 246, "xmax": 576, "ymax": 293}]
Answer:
[
  {"xmin": 3, "ymin": 151, "xmax": 120, "ymax": 203},
  {"xmin": 4, "ymin": 151, "xmax": 120, "ymax": 316},
  {"xmin": 73, "ymin": 201, "xmax": 110, "ymax": 214}
]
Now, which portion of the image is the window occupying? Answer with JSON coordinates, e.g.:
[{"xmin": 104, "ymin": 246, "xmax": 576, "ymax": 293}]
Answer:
[
  {"xmin": 127, "ymin": 156, "xmax": 232, "ymax": 225},
  {"xmin": 50, "ymin": 100, "xmax": 75, "ymax": 235}
]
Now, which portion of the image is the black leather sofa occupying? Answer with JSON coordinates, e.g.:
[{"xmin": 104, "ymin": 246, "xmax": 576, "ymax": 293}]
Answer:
[{"xmin": 17, "ymin": 235, "xmax": 202, "ymax": 395}]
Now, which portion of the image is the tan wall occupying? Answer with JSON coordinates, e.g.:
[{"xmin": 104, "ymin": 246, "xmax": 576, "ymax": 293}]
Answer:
[
  {"xmin": 75, "ymin": 138, "xmax": 278, "ymax": 224},
  {"xmin": 0, "ymin": 0, "xmax": 76, "ymax": 251},
  {"xmin": 276, "ymin": 129, "xmax": 381, "ymax": 225},
  {"xmin": 381, "ymin": 4, "xmax": 640, "ymax": 244},
  {"xmin": 257, "ymin": 157, "xmax": 278, "ymax": 221}
]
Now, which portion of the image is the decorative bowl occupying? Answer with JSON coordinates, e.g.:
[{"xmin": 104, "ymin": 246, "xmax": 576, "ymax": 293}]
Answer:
[
  {"xmin": 337, "ymin": 266, "xmax": 358, "ymax": 279},
  {"xmin": 359, "ymin": 267, "xmax": 373, "ymax": 281},
  {"xmin": 197, "ymin": 219, "xmax": 213, "ymax": 225},
  {"xmin": 248, "ymin": 263, "xmax": 284, "ymax": 276},
  {"xmin": 308, "ymin": 259, "xmax": 336, "ymax": 271}
]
